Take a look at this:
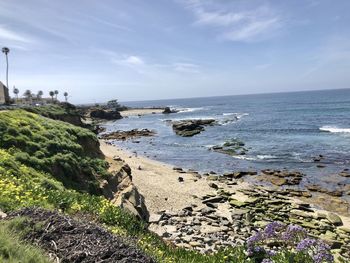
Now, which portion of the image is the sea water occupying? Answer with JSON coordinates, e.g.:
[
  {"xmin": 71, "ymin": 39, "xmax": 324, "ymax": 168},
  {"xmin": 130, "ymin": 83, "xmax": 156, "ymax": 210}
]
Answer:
[{"xmin": 102, "ymin": 89, "xmax": 350, "ymax": 189}]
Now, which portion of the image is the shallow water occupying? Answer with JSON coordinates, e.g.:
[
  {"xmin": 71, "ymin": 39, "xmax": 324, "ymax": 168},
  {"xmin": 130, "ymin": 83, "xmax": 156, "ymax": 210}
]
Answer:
[{"xmin": 102, "ymin": 89, "xmax": 350, "ymax": 189}]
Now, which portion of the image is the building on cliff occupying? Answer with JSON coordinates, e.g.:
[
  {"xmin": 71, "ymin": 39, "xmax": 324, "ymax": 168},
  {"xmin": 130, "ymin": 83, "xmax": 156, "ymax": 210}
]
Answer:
[{"xmin": 0, "ymin": 81, "xmax": 10, "ymax": 105}]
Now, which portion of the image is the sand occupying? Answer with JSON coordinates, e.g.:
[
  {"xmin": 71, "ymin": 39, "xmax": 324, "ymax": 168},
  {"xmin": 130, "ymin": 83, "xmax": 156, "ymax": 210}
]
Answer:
[
  {"xmin": 120, "ymin": 108, "xmax": 164, "ymax": 117},
  {"xmin": 100, "ymin": 141, "xmax": 222, "ymax": 213}
]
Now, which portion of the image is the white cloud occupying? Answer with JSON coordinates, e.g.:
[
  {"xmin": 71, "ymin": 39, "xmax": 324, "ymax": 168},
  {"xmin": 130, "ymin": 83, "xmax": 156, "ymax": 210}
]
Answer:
[
  {"xmin": 173, "ymin": 63, "xmax": 200, "ymax": 73},
  {"xmin": 182, "ymin": 1, "xmax": 282, "ymax": 42},
  {"xmin": 222, "ymin": 18, "xmax": 280, "ymax": 42},
  {"xmin": 125, "ymin": 56, "xmax": 144, "ymax": 65},
  {"xmin": 0, "ymin": 25, "xmax": 33, "ymax": 43}
]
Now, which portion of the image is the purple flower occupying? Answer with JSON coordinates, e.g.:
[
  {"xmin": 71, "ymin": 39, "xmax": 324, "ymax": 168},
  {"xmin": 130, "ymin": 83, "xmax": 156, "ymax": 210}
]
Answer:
[
  {"xmin": 282, "ymin": 224, "xmax": 307, "ymax": 241},
  {"xmin": 261, "ymin": 259, "xmax": 274, "ymax": 263},
  {"xmin": 264, "ymin": 221, "xmax": 285, "ymax": 238},
  {"xmin": 296, "ymin": 238, "xmax": 317, "ymax": 251}
]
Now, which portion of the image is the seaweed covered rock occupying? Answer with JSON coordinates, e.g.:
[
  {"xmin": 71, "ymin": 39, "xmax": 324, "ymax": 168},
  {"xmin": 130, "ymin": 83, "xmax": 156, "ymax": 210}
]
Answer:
[{"xmin": 211, "ymin": 138, "xmax": 248, "ymax": 156}]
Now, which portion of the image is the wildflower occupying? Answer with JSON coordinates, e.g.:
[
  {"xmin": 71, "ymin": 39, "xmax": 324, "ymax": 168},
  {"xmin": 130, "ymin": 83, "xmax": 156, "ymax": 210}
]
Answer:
[
  {"xmin": 261, "ymin": 259, "xmax": 274, "ymax": 263},
  {"xmin": 264, "ymin": 221, "xmax": 284, "ymax": 238},
  {"xmin": 296, "ymin": 238, "xmax": 317, "ymax": 251}
]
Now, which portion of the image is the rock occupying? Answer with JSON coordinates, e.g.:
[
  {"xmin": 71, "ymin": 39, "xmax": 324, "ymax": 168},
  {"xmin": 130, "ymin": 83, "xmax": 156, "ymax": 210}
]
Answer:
[
  {"xmin": 172, "ymin": 119, "xmax": 216, "ymax": 137},
  {"xmin": 339, "ymin": 171, "xmax": 350, "ymax": 177},
  {"xmin": 162, "ymin": 107, "xmax": 178, "ymax": 114},
  {"xmin": 229, "ymin": 199, "xmax": 247, "ymax": 208},
  {"xmin": 0, "ymin": 210, "xmax": 7, "ymax": 219},
  {"xmin": 173, "ymin": 167, "xmax": 183, "ymax": 171},
  {"xmin": 90, "ymin": 109, "xmax": 122, "ymax": 120},
  {"xmin": 148, "ymin": 213, "xmax": 163, "ymax": 223},
  {"xmin": 202, "ymin": 196, "xmax": 224, "ymax": 204},
  {"xmin": 208, "ymin": 182, "xmax": 218, "ymax": 189},
  {"xmin": 306, "ymin": 184, "xmax": 343, "ymax": 197},
  {"xmin": 338, "ymin": 227, "xmax": 350, "ymax": 234},
  {"xmin": 327, "ymin": 213, "xmax": 343, "ymax": 226},
  {"xmin": 270, "ymin": 177, "xmax": 288, "ymax": 186},
  {"xmin": 211, "ymin": 138, "xmax": 248, "ymax": 156},
  {"xmin": 178, "ymin": 177, "xmax": 184, "ymax": 182},
  {"xmin": 99, "ymin": 129, "xmax": 155, "ymax": 140},
  {"xmin": 113, "ymin": 185, "xmax": 149, "ymax": 221}
]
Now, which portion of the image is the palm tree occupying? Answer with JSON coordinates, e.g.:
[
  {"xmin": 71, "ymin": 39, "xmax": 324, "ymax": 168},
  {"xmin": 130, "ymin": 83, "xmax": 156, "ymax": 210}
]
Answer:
[
  {"xmin": 49, "ymin": 91, "xmax": 55, "ymax": 102},
  {"xmin": 63, "ymin": 92, "xmax": 68, "ymax": 102},
  {"xmin": 37, "ymin": 90, "xmax": 43, "ymax": 101},
  {"xmin": 2, "ymin": 47, "xmax": 10, "ymax": 89},
  {"xmin": 54, "ymin": 90, "xmax": 59, "ymax": 100},
  {"xmin": 13, "ymin": 86, "xmax": 19, "ymax": 101},
  {"xmin": 23, "ymin": 89, "xmax": 32, "ymax": 104}
]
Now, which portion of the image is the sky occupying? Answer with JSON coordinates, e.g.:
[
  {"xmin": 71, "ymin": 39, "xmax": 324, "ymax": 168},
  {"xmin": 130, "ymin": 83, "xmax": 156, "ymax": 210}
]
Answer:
[{"xmin": 0, "ymin": 0, "xmax": 349, "ymax": 103}]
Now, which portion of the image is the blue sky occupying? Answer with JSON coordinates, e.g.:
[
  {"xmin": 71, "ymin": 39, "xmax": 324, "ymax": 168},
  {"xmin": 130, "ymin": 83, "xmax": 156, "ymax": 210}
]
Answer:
[{"xmin": 0, "ymin": 0, "xmax": 349, "ymax": 103}]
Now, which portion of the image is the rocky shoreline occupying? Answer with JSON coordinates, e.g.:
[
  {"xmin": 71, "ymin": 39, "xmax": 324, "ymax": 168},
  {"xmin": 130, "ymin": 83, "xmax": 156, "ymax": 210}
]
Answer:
[{"xmin": 146, "ymin": 170, "xmax": 350, "ymax": 258}]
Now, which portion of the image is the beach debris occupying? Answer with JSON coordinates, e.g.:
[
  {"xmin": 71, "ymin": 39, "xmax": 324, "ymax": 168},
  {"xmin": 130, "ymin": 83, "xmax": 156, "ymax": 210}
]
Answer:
[{"xmin": 178, "ymin": 177, "xmax": 184, "ymax": 182}]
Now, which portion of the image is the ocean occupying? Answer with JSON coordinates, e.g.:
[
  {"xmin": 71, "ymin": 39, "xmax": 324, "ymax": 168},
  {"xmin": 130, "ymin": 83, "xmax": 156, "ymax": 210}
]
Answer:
[{"xmin": 102, "ymin": 89, "xmax": 350, "ymax": 190}]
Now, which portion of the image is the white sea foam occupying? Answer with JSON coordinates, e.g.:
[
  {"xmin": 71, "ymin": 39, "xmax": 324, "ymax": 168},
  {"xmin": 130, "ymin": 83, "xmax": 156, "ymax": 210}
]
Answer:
[
  {"xmin": 257, "ymin": 155, "xmax": 278, "ymax": 160},
  {"xmin": 176, "ymin": 107, "xmax": 205, "ymax": 113},
  {"xmin": 231, "ymin": 155, "xmax": 257, "ymax": 161},
  {"xmin": 320, "ymin": 126, "xmax": 350, "ymax": 133}
]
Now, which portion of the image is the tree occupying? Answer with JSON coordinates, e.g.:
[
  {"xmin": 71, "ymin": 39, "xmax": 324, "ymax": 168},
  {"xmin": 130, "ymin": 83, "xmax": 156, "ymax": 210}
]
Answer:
[
  {"xmin": 63, "ymin": 92, "xmax": 68, "ymax": 102},
  {"xmin": 23, "ymin": 89, "xmax": 32, "ymax": 104},
  {"xmin": 2, "ymin": 47, "xmax": 10, "ymax": 89},
  {"xmin": 13, "ymin": 86, "xmax": 19, "ymax": 100},
  {"xmin": 49, "ymin": 91, "xmax": 55, "ymax": 101},
  {"xmin": 54, "ymin": 90, "xmax": 59, "ymax": 100},
  {"xmin": 37, "ymin": 90, "xmax": 43, "ymax": 100}
]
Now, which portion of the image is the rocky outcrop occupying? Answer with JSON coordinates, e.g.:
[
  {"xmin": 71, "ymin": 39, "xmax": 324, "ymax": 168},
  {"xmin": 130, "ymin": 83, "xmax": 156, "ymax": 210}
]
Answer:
[
  {"xmin": 172, "ymin": 119, "xmax": 216, "ymax": 137},
  {"xmin": 90, "ymin": 109, "xmax": 123, "ymax": 120},
  {"xmin": 211, "ymin": 138, "xmax": 248, "ymax": 156},
  {"xmin": 162, "ymin": 107, "xmax": 178, "ymax": 114},
  {"xmin": 306, "ymin": 184, "xmax": 343, "ymax": 197},
  {"xmin": 147, "ymin": 184, "xmax": 350, "ymax": 258},
  {"xmin": 99, "ymin": 129, "xmax": 156, "ymax": 140},
  {"xmin": 260, "ymin": 169, "xmax": 304, "ymax": 186},
  {"xmin": 100, "ymin": 158, "xmax": 149, "ymax": 221}
]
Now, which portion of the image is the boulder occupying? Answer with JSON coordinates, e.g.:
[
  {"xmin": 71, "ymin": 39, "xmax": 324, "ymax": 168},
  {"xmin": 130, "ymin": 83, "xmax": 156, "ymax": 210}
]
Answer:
[
  {"xmin": 113, "ymin": 185, "xmax": 149, "ymax": 221},
  {"xmin": 90, "ymin": 109, "xmax": 122, "ymax": 120},
  {"xmin": 327, "ymin": 212, "xmax": 343, "ymax": 226},
  {"xmin": 172, "ymin": 119, "xmax": 216, "ymax": 137},
  {"xmin": 162, "ymin": 107, "xmax": 178, "ymax": 114}
]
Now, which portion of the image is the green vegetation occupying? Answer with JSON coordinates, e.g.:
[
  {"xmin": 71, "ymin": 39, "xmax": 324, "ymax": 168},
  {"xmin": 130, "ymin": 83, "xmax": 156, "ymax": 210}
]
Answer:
[
  {"xmin": 0, "ymin": 218, "xmax": 50, "ymax": 263},
  {"xmin": 0, "ymin": 110, "xmax": 108, "ymax": 192}
]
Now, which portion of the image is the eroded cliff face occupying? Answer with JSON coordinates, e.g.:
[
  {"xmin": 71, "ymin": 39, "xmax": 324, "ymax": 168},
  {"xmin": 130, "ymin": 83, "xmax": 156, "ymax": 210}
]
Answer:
[{"xmin": 100, "ymin": 159, "xmax": 149, "ymax": 221}]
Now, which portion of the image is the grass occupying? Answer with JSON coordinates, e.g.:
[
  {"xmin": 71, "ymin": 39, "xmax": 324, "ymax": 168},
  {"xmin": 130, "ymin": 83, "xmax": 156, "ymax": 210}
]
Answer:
[
  {"xmin": 0, "ymin": 218, "xmax": 50, "ymax": 263},
  {"xmin": 0, "ymin": 110, "xmax": 108, "ymax": 193}
]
